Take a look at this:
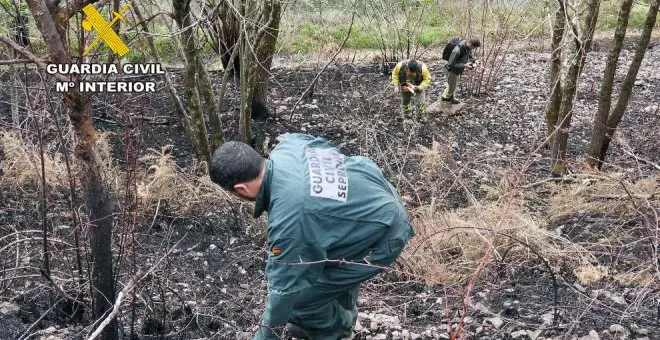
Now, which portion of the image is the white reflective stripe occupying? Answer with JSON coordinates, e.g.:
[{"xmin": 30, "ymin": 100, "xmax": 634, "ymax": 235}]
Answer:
[{"xmin": 304, "ymin": 147, "xmax": 348, "ymax": 202}]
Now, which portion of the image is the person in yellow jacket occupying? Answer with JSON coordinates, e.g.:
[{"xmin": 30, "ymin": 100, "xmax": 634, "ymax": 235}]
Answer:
[{"xmin": 391, "ymin": 59, "xmax": 432, "ymax": 117}]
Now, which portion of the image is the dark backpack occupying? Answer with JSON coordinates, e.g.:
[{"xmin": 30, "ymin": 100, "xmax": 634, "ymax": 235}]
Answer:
[{"xmin": 442, "ymin": 38, "xmax": 463, "ymax": 61}]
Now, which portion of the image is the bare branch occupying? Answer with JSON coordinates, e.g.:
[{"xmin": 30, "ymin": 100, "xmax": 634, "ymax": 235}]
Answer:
[
  {"xmin": 0, "ymin": 59, "xmax": 34, "ymax": 65},
  {"xmin": 0, "ymin": 36, "xmax": 69, "ymax": 82},
  {"xmin": 623, "ymin": 150, "xmax": 660, "ymax": 171},
  {"xmin": 64, "ymin": 0, "xmax": 110, "ymax": 19},
  {"xmin": 86, "ymin": 271, "xmax": 141, "ymax": 340}
]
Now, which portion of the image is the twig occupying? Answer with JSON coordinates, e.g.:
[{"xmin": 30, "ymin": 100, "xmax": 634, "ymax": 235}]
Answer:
[
  {"xmin": 288, "ymin": 6, "xmax": 357, "ymax": 120},
  {"xmin": 522, "ymin": 176, "xmax": 576, "ymax": 188},
  {"xmin": 17, "ymin": 298, "xmax": 66, "ymax": 340},
  {"xmin": 40, "ymin": 269, "xmax": 91, "ymax": 310},
  {"xmin": 0, "ymin": 59, "xmax": 33, "ymax": 65},
  {"xmin": 0, "ymin": 36, "xmax": 68, "ymax": 82},
  {"xmin": 86, "ymin": 271, "xmax": 141, "ymax": 340},
  {"xmin": 84, "ymin": 234, "xmax": 187, "ymax": 339},
  {"xmin": 280, "ymin": 258, "xmax": 444, "ymax": 286},
  {"xmin": 619, "ymin": 181, "xmax": 641, "ymax": 211},
  {"xmin": 623, "ymin": 150, "xmax": 660, "ymax": 171},
  {"xmin": 91, "ymin": 116, "xmax": 120, "ymax": 125},
  {"xmin": 522, "ymin": 173, "xmax": 613, "ymax": 188}
]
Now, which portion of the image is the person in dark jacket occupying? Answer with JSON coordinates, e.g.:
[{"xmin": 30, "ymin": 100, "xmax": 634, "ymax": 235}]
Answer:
[
  {"xmin": 441, "ymin": 38, "xmax": 481, "ymax": 104},
  {"xmin": 210, "ymin": 134, "xmax": 415, "ymax": 340}
]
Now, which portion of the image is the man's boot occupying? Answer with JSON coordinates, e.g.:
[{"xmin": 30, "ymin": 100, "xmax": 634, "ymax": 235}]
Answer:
[
  {"xmin": 449, "ymin": 97, "xmax": 461, "ymax": 105},
  {"xmin": 286, "ymin": 323, "xmax": 312, "ymax": 339}
]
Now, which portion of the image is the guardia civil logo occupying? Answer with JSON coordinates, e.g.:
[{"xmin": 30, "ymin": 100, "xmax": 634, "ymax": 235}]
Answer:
[
  {"xmin": 49, "ymin": 1, "xmax": 165, "ymax": 93},
  {"xmin": 81, "ymin": 2, "xmax": 131, "ymax": 57}
]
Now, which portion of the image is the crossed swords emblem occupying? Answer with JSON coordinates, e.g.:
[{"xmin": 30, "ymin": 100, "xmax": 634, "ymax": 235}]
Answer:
[{"xmin": 81, "ymin": 2, "xmax": 131, "ymax": 57}]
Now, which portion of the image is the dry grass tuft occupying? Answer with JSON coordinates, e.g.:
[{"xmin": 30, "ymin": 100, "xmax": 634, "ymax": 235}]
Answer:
[
  {"xmin": 0, "ymin": 131, "xmax": 120, "ymax": 191},
  {"xmin": 481, "ymin": 170, "xmax": 518, "ymax": 201},
  {"xmin": 549, "ymin": 175, "xmax": 658, "ymax": 220},
  {"xmin": 415, "ymin": 141, "xmax": 446, "ymax": 179},
  {"xmin": 137, "ymin": 146, "xmax": 229, "ymax": 214},
  {"xmin": 614, "ymin": 271, "xmax": 655, "ymax": 286},
  {"xmin": 573, "ymin": 263, "xmax": 609, "ymax": 285},
  {"xmin": 401, "ymin": 200, "xmax": 574, "ymax": 284},
  {"xmin": 0, "ymin": 130, "xmax": 231, "ymax": 214},
  {"xmin": 0, "ymin": 131, "xmax": 68, "ymax": 189}
]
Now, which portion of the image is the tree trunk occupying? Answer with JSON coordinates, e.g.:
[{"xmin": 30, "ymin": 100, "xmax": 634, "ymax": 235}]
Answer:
[
  {"xmin": 239, "ymin": 33, "xmax": 256, "ymax": 144},
  {"xmin": 550, "ymin": 0, "xmax": 601, "ymax": 176},
  {"xmin": 217, "ymin": 1, "xmax": 241, "ymax": 81},
  {"xmin": 173, "ymin": 0, "xmax": 212, "ymax": 164},
  {"xmin": 21, "ymin": 2, "xmax": 117, "ymax": 338},
  {"xmin": 9, "ymin": 1, "xmax": 29, "ymax": 129},
  {"xmin": 106, "ymin": 0, "xmax": 120, "ymax": 64},
  {"xmin": 586, "ymin": 0, "xmax": 634, "ymax": 169},
  {"xmin": 10, "ymin": 65, "xmax": 20, "ymax": 128},
  {"xmin": 251, "ymin": 0, "xmax": 282, "ymax": 120},
  {"xmin": 545, "ymin": 1, "xmax": 566, "ymax": 141},
  {"xmin": 134, "ymin": 0, "xmax": 218, "ymax": 158},
  {"xmin": 597, "ymin": 0, "xmax": 659, "ymax": 166},
  {"xmin": 196, "ymin": 62, "xmax": 225, "ymax": 150},
  {"xmin": 237, "ymin": 0, "xmax": 282, "ymax": 143},
  {"xmin": 71, "ymin": 97, "xmax": 117, "ymax": 340},
  {"xmin": 582, "ymin": 0, "xmax": 601, "ymax": 54}
]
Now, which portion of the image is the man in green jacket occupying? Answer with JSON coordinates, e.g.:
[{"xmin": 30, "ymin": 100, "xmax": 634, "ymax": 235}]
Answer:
[
  {"xmin": 391, "ymin": 59, "xmax": 432, "ymax": 117},
  {"xmin": 441, "ymin": 38, "xmax": 481, "ymax": 104},
  {"xmin": 210, "ymin": 134, "xmax": 415, "ymax": 340}
]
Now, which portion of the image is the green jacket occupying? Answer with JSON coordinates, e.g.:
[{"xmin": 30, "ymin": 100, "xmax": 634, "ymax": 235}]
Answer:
[
  {"xmin": 446, "ymin": 40, "xmax": 473, "ymax": 75},
  {"xmin": 253, "ymin": 133, "xmax": 414, "ymax": 339}
]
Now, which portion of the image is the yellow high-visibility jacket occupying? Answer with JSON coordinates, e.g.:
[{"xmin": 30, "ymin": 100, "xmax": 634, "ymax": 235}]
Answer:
[{"xmin": 391, "ymin": 60, "xmax": 432, "ymax": 90}]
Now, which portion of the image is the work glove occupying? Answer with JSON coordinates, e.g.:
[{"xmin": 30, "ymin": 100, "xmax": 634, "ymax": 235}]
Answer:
[{"xmin": 394, "ymin": 86, "xmax": 400, "ymax": 94}]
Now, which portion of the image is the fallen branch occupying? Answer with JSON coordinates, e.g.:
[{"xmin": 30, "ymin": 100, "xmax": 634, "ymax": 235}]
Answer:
[
  {"xmin": 624, "ymin": 150, "xmax": 660, "ymax": 171},
  {"xmin": 85, "ymin": 234, "xmax": 187, "ymax": 339},
  {"xmin": 522, "ymin": 176, "xmax": 576, "ymax": 188},
  {"xmin": 86, "ymin": 271, "xmax": 141, "ymax": 340},
  {"xmin": 288, "ymin": 5, "xmax": 357, "ymax": 120},
  {"xmin": 0, "ymin": 36, "xmax": 68, "ymax": 82},
  {"xmin": 522, "ymin": 173, "xmax": 613, "ymax": 188}
]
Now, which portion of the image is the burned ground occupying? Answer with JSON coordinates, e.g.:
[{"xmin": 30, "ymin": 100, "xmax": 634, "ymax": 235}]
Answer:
[{"xmin": 0, "ymin": 41, "xmax": 658, "ymax": 339}]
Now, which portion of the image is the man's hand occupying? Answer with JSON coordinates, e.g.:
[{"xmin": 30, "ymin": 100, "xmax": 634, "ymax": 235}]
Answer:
[
  {"xmin": 466, "ymin": 60, "xmax": 484, "ymax": 72},
  {"xmin": 394, "ymin": 86, "xmax": 400, "ymax": 94},
  {"xmin": 403, "ymin": 83, "xmax": 417, "ymax": 93}
]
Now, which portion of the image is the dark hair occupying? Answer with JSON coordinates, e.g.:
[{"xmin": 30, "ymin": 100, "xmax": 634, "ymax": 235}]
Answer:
[
  {"xmin": 468, "ymin": 38, "xmax": 481, "ymax": 48},
  {"xmin": 407, "ymin": 60, "xmax": 419, "ymax": 72},
  {"xmin": 210, "ymin": 141, "xmax": 264, "ymax": 190}
]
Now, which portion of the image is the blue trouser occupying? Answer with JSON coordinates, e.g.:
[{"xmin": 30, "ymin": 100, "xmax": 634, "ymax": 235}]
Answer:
[{"xmin": 287, "ymin": 216, "xmax": 413, "ymax": 339}]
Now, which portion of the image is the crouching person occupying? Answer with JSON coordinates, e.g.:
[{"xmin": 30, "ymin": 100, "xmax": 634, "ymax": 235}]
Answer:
[
  {"xmin": 210, "ymin": 134, "xmax": 415, "ymax": 340},
  {"xmin": 391, "ymin": 59, "xmax": 431, "ymax": 118}
]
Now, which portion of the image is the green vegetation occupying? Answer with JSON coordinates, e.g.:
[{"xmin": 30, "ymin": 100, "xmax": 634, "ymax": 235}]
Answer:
[
  {"xmin": 417, "ymin": 26, "xmax": 453, "ymax": 48},
  {"xmin": 597, "ymin": 1, "xmax": 660, "ymax": 30},
  {"xmin": 278, "ymin": 0, "xmax": 660, "ymax": 55},
  {"xmin": 5, "ymin": 0, "xmax": 659, "ymax": 62}
]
